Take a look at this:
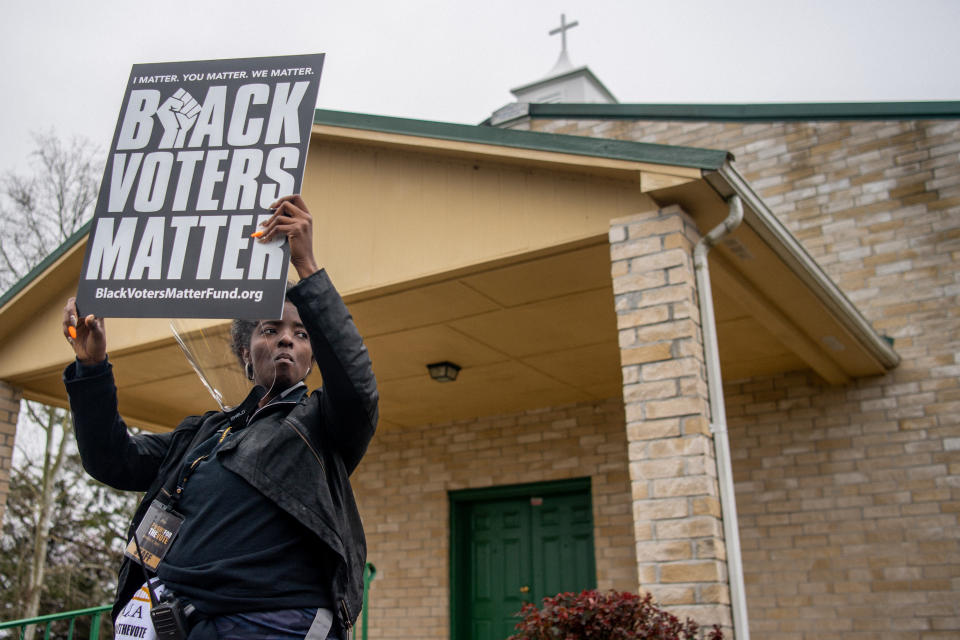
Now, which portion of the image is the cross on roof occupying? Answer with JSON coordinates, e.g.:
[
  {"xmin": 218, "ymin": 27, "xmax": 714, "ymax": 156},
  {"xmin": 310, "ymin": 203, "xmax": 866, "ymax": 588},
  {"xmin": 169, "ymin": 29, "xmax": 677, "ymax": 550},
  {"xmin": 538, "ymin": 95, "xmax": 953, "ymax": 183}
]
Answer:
[{"xmin": 548, "ymin": 13, "xmax": 579, "ymax": 55}]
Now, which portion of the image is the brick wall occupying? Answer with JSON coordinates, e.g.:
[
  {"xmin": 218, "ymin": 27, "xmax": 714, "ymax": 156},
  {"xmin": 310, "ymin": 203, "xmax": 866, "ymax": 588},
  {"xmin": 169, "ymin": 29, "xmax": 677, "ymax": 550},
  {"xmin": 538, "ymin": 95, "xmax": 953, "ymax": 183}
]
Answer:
[
  {"xmin": 608, "ymin": 207, "xmax": 732, "ymax": 633},
  {"xmin": 352, "ymin": 398, "xmax": 636, "ymax": 639},
  {"xmin": 514, "ymin": 116, "xmax": 960, "ymax": 637},
  {"xmin": 0, "ymin": 381, "xmax": 23, "ymax": 523},
  {"xmin": 726, "ymin": 370, "xmax": 959, "ymax": 639}
]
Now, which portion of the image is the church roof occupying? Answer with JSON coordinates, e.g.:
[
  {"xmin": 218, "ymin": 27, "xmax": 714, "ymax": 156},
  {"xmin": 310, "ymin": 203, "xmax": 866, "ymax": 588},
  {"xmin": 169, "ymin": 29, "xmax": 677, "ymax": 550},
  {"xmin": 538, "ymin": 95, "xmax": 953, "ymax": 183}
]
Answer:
[
  {"xmin": 0, "ymin": 107, "xmax": 898, "ymax": 425},
  {"xmin": 312, "ymin": 109, "xmax": 727, "ymax": 169},
  {"xmin": 0, "ymin": 109, "xmax": 730, "ymax": 311}
]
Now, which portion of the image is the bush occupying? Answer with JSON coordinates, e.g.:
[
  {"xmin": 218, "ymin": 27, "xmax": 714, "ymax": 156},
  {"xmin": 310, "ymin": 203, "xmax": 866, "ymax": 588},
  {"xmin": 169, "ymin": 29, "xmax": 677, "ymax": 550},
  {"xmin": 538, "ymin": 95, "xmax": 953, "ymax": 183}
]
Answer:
[{"xmin": 508, "ymin": 589, "xmax": 724, "ymax": 640}]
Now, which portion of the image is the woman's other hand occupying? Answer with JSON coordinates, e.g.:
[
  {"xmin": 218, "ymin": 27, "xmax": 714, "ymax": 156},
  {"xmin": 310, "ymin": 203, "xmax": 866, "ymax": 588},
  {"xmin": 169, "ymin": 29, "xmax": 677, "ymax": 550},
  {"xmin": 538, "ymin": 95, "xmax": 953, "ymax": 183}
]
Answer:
[
  {"xmin": 63, "ymin": 297, "xmax": 107, "ymax": 365},
  {"xmin": 255, "ymin": 194, "xmax": 319, "ymax": 279}
]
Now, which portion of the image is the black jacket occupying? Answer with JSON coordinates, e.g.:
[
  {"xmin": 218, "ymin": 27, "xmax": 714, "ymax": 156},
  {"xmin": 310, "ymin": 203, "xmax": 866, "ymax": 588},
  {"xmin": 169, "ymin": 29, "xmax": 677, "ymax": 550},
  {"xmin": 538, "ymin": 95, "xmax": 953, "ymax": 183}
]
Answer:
[{"xmin": 64, "ymin": 270, "xmax": 379, "ymax": 631}]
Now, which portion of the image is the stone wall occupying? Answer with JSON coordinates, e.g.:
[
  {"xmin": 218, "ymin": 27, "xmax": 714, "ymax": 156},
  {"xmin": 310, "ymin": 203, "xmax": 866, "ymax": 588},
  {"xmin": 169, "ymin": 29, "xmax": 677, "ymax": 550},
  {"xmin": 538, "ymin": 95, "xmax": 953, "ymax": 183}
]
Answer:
[
  {"xmin": 0, "ymin": 381, "xmax": 22, "ymax": 524},
  {"xmin": 514, "ymin": 115, "xmax": 960, "ymax": 638},
  {"xmin": 608, "ymin": 206, "xmax": 731, "ymax": 632},
  {"xmin": 726, "ymin": 370, "xmax": 958, "ymax": 638}
]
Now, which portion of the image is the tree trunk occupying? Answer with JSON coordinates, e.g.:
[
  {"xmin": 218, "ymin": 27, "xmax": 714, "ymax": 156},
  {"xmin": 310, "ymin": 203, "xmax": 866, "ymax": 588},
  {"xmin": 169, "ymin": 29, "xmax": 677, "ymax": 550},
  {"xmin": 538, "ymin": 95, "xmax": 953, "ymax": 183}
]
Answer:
[{"xmin": 22, "ymin": 405, "xmax": 70, "ymax": 640}]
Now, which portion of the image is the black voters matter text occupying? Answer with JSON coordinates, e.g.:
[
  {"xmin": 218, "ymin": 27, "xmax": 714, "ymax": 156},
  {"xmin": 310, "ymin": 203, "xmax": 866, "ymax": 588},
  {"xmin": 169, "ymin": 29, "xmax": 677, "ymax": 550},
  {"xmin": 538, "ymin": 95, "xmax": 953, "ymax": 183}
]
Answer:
[{"xmin": 76, "ymin": 54, "xmax": 324, "ymax": 319}]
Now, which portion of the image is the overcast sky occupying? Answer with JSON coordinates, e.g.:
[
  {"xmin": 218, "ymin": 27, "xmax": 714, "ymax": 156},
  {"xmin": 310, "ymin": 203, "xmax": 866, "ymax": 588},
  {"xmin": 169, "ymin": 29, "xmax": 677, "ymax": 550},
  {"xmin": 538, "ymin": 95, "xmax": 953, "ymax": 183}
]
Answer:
[{"xmin": 2, "ymin": 0, "xmax": 959, "ymax": 173}]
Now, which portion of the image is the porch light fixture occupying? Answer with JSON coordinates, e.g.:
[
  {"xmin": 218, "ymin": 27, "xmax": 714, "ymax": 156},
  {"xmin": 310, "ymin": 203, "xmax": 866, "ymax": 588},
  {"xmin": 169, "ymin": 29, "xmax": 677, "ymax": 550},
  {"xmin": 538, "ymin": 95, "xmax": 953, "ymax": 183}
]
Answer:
[{"xmin": 427, "ymin": 361, "xmax": 461, "ymax": 382}]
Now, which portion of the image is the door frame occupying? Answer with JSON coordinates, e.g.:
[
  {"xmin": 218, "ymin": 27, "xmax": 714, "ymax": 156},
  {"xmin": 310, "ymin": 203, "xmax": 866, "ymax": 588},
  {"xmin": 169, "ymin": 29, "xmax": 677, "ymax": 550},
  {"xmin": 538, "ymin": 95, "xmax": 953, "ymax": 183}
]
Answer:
[{"xmin": 449, "ymin": 477, "xmax": 593, "ymax": 640}]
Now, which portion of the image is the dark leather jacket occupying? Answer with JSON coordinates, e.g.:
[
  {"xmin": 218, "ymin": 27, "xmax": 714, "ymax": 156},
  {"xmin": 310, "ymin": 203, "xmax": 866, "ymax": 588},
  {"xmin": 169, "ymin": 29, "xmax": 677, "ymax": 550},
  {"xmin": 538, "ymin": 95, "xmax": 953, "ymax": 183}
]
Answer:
[{"xmin": 64, "ymin": 270, "xmax": 378, "ymax": 631}]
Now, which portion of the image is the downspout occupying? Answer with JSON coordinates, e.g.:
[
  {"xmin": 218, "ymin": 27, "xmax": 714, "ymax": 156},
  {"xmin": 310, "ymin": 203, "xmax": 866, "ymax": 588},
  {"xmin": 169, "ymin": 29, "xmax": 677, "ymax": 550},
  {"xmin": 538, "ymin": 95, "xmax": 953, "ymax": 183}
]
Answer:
[{"xmin": 693, "ymin": 194, "xmax": 749, "ymax": 640}]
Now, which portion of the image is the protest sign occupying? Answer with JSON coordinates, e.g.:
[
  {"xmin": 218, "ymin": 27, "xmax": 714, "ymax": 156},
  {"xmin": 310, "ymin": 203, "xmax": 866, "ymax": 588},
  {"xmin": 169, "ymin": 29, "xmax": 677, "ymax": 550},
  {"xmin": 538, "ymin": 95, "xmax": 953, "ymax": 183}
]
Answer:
[{"xmin": 76, "ymin": 54, "xmax": 324, "ymax": 319}]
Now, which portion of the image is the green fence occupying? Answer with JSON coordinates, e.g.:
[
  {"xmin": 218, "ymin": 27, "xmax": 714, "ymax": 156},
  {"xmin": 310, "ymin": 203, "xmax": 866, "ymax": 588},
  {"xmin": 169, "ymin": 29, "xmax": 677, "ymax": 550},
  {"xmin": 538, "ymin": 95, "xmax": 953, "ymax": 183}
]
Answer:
[
  {"xmin": 358, "ymin": 562, "xmax": 377, "ymax": 640},
  {"xmin": 0, "ymin": 605, "xmax": 111, "ymax": 640},
  {"xmin": 0, "ymin": 562, "xmax": 377, "ymax": 640}
]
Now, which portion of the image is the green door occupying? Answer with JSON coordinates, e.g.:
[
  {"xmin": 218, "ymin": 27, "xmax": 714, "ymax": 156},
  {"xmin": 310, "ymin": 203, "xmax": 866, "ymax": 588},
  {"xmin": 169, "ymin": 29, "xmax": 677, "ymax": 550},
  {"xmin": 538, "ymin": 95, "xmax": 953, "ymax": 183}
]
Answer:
[{"xmin": 451, "ymin": 479, "xmax": 596, "ymax": 640}]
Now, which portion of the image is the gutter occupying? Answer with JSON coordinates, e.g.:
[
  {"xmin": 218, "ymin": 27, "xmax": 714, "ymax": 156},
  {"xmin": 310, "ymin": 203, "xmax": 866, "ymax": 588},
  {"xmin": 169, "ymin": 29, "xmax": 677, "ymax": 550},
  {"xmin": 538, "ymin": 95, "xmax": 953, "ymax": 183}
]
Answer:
[
  {"xmin": 691, "ymin": 162, "xmax": 899, "ymax": 638},
  {"xmin": 710, "ymin": 162, "xmax": 900, "ymax": 369},
  {"xmin": 693, "ymin": 195, "xmax": 749, "ymax": 640}
]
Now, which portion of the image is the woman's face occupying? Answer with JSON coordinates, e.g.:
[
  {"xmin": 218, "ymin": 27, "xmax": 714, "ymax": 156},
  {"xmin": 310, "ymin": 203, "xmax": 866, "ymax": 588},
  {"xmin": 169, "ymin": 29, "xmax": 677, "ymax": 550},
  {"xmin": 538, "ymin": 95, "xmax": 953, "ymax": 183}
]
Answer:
[{"xmin": 245, "ymin": 301, "xmax": 313, "ymax": 392}]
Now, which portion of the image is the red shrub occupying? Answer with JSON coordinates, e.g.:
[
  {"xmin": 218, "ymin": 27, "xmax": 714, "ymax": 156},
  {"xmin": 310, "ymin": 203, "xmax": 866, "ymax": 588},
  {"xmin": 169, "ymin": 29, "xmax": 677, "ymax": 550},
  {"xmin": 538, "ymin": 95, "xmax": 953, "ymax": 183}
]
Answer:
[{"xmin": 508, "ymin": 589, "xmax": 724, "ymax": 640}]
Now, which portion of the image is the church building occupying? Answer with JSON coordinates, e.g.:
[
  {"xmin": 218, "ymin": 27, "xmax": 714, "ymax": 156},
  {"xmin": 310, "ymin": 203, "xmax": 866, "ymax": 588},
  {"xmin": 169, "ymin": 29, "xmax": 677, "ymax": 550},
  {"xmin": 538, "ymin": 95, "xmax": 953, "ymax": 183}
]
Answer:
[{"xmin": 0, "ymin": 16, "xmax": 957, "ymax": 640}]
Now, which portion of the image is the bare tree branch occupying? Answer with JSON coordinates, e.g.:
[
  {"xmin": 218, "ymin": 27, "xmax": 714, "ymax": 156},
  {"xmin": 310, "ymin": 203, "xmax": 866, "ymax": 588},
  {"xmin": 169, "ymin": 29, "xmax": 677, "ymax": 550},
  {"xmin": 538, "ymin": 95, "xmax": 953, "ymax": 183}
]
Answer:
[
  {"xmin": 0, "ymin": 133, "xmax": 133, "ymax": 633},
  {"xmin": 0, "ymin": 130, "xmax": 101, "ymax": 290}
]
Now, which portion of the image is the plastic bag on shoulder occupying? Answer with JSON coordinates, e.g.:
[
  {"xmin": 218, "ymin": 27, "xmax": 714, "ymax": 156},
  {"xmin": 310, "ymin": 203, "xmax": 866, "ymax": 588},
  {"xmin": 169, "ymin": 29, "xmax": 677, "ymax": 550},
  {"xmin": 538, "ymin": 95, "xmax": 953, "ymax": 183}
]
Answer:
[{"xmin": 169, "ymin": 318, "xmax": 275, "ymax": 412}]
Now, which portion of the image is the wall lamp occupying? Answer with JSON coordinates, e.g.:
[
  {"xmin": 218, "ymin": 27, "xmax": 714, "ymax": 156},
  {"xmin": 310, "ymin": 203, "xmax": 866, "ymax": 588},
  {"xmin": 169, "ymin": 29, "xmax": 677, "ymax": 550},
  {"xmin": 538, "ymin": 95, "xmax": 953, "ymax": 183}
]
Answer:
[{"xmin": 427, "ymin": 361, "xmax": 461, "ymax": 382}]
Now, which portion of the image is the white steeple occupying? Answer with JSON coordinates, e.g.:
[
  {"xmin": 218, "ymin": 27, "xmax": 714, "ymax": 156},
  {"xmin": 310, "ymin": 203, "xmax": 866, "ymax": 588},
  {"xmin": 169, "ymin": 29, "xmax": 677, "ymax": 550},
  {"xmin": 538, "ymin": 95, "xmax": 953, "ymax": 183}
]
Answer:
[{"xmin": 508, "ymin": 14, "xmax": 617, "ymax": 106}]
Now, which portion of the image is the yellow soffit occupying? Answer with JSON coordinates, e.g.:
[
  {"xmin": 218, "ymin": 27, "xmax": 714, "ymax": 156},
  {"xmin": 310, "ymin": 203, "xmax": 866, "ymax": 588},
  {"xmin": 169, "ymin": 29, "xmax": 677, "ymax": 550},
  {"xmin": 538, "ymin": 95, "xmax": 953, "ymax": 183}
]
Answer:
[
  {"xmin": 1, "ymin": 126, "xmax": 708, "ymax": 387},
  {"xmin": 0, "ymin": 236, "xmax": 86, "ymax": 329},
  {"xmin": 310, "ymin": 122, "xmax": 701, "ymax": 190}
]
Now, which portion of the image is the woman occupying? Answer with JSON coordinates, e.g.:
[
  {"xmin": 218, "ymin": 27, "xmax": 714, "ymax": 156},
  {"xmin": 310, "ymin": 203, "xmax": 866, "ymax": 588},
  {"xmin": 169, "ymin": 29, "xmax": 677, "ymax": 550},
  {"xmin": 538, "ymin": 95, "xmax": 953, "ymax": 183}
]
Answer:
[{"xmin": 62, "ymin": 196, "xmax": 378, "ymax": 639}]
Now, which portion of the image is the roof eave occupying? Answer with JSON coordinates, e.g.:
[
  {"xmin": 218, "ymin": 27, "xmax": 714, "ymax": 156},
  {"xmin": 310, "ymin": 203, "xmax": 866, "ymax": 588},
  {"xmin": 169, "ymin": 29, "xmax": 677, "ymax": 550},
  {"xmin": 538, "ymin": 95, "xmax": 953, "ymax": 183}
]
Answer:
[
  {"xmin": 0, "ymin": 220, "xmax": 91, "ymax": 312},
  {"xmin": 313, "ymin": 109, "xmax": 728, "ymax": 170},
  {"xmin": 709, "ymin": 161, "xmax": 900, "ymax": 370},
  {"xmin": 0, "ymin": 111, "xmax": 731, "ymax": 316}
]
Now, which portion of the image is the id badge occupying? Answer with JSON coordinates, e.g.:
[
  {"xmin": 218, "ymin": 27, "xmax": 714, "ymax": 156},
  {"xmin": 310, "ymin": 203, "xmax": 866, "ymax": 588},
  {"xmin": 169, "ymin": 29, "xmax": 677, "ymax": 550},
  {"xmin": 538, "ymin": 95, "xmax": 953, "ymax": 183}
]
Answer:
[
  {"xmin": 124, "ymin": 500, "xmax": 184, "ymax": 571},
  {"xmin": 115, "ymin": 580, "xmax": 164, "ymax": 640}
]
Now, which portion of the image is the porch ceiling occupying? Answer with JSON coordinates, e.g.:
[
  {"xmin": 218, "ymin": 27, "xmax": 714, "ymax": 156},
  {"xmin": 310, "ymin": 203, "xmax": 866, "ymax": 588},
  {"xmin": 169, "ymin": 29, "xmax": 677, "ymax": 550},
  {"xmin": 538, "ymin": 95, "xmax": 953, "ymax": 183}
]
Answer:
[{"xmin": 3, "ymin": 226, "xmax": 882, "ymax": 432}]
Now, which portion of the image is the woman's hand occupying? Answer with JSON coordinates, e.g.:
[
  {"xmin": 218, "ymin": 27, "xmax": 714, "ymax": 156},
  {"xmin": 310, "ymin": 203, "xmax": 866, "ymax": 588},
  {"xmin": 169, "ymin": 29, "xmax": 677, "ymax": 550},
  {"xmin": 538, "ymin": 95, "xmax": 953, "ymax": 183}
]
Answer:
[
  {"xmin": 255, "ymin": 194, "xmax": 319, "ymax": 279},
  {"xmin": 63, "ymin": 298, "xmax": 107, "ymax": 365}
]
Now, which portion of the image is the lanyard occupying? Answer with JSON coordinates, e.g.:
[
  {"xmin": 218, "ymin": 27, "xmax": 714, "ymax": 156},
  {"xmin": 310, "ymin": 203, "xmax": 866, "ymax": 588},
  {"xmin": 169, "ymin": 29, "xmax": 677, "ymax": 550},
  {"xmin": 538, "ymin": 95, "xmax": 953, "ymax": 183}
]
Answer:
[
  {"xmin": 158, "ymin": 384, "xmax": 302, "ymax": 507},
  {"xmin": 169, "ymin": 426, "xmax": 233, "ymax": 505}
]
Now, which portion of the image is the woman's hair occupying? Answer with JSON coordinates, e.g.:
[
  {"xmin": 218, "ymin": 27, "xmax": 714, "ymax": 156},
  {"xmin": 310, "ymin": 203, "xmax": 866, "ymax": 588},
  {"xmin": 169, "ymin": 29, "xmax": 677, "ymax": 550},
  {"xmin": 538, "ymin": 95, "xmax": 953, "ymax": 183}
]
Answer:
[
  {"xmin": 229, "ymin": 318, "xmax": 259, "ymax": 368},
  {"xmin": 229, "ymin": 282, "xmax": 299, "ymax": 369}
]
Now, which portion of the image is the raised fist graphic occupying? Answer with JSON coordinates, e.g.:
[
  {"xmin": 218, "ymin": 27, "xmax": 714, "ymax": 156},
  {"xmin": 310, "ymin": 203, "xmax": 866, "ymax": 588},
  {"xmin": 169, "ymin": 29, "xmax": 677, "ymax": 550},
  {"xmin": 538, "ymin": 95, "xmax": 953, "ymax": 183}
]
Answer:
[{"xmin": 157, "ymin": 89, "xmax": 201, "ymax": 148}]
